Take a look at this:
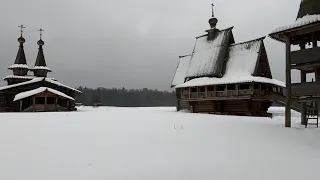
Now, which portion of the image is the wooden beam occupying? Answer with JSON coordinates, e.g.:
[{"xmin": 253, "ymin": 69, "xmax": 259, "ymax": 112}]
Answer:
[
  {"xmin": 19, "ymin": 100, "xmax": 23, "ymax": 112},
  {"xmin": 287, "ymin": 23, "xmax": 320, "ymax": 38},
  {"xmin": 300, "ymin": 43, "xmax": 307, "ymax": 125},
  {"xmin": 285, "ymin": 36, "xmax": 292, "ymax": 127}
]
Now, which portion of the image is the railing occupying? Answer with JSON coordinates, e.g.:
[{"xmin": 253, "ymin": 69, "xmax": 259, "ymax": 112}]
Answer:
[
  {"xmin": 239, "ymin": 89, "xmax": 251, "ymax": 95},
  {"xmin": 227, "ymin": 90, "xmax": 237, "ymax": 96},
  {"xmin": 181, "ymin": 94, "xmax": 189, "ymax": 99},
  {"xmin": 179, "ymin": 88, "xmax": 269, "ymax": 100},
  {"xmin": 216, "ymin": 91, "xmax": 227, "ymax": 97},
  {"xmin": 198, "ymin": 92, "xmax": 206, "ymax": 98},
  {"xmin": 190, "ymin": 93, "xmax": 198, "ymax": 99},
  {"xmin": 207, "ymin": 91, "xmax": 216, "ymax": 97}
]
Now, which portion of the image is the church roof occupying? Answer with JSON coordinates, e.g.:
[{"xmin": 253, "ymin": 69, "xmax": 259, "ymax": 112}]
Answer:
[
  {"xmin": 175, "ymin": 38, "xmax": 284, "ymax": 88},
  {"xmin": 34, "ymin": 45, "xmax": 49, "ymax": 68},
  {"xmin": 0, "ymin": 78, "xmax": 82, "ymax": 93},
  {"xmin": 171, "ymin": 55, "xmax": 192, "ymax": 87},
  {"xmin": 13, "ymin": 87, "xmax": 75, "ymax": 101},
  {"xmin": 185, "ymin": 27, "xmax": 234, "ymax": 79},
  {"xmin": 14, "ymin": 45, "xmax": 27, "ymax": 65},
  {"xmin": 297, "ymin": 0, "xmax": 320, "ymax": 19}
]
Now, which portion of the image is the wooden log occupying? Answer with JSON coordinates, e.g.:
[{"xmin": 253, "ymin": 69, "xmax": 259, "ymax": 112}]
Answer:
[
  {"xmin": 285, "ymin": 36, "xmax": 292, "ymax": 128},
  {"xmin": 300, "ymin": 43, "xmax": 307, "ymax": 125}
]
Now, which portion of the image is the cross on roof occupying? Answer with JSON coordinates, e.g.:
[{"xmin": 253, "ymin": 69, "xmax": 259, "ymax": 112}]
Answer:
[
  {"xmin": 211, "ymin": 3, "xmax": 215, "ymax": 17},
  {"xmin": 38, "ymin": 28, "xmax": 44, "ymax": 39},
  {"xmin": 18, "ymin": 25, "xmax": 26, "ymax": 36}
]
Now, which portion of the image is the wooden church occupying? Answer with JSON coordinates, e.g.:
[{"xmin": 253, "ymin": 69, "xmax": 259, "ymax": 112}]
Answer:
[
  {"xmin": 171, "ymin": 6, "xmax": 287, "ymax": 117},
  {"xmin": 0, "ymin": 26, "xmax": 81, "ymax": 112}
]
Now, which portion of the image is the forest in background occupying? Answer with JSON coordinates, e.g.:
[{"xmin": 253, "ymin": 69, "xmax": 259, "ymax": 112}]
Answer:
[{"xmin": 75, "ymin": 87, "xmax": 176, "ymax": 107}]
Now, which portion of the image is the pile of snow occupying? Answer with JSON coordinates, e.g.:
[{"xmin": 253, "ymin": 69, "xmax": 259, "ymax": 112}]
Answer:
[
  {"xmin": 271, "ymin": 14, "xmax": 320, "ymax": 34},
  {"xmin": 13, "ymin": 87, "xmax": 74, "ymax": 101},
  {"xmin": 0, "ymin": 107, "xmax": 319, "ymax": 180}
]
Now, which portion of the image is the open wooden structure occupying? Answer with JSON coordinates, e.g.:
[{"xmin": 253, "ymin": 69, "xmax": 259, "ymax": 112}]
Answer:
[
  {"xmin": 269, "ymin": 0, "xmax": 320, "ymax": 127},
  {"xmin": 0, "ymin": 28, "xmax": 81, "ymax": 112},
  {"xmin": 171, "ymin": 7, "xmax": 287, "ymax": 117}
]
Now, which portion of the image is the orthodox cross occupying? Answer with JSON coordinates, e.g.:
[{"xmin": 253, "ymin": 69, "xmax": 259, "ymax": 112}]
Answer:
[
  {"xmin": 211, "ymin": 3, "xmax": 215, "ymax": 17},
  {"xmin": 18, "ymin": 25, "xmax": 26, "ymax": 36},
  {"xmin": 38, "ymin": 28, "xmax": 44, "ymax": 39}
]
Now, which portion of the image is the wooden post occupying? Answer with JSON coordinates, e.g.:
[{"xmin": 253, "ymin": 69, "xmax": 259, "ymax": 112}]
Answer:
[
  {"xmin": 33, "ymin": 96, "xmax": 36, "ymax": 112},
  {"xmin": 236, "ymin": 84, "xmax": 239, "ymax": 96},
  {"xmin": 19, "ymin": 100, "xmax": 23, "ymax": 112},
  {"xmin": 312, "ymin": 32, "xmax": 320, "ymax": 118},
  {"xmin": 300, "ymin": 43, "xmax": 307, "ymax": 125},
  {"xmin": 285, "ymin": 36, "xmax": 292, "ymax": 127}
]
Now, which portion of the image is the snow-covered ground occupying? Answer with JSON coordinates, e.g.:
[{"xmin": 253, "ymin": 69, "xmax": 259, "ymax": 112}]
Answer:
[{"xmin": 0, "ymin": 107, "xmax": 319, "ymax": 180}]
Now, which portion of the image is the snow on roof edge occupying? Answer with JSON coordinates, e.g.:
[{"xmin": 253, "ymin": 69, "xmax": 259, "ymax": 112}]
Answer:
[
  {"xmin": 175, "ymin": 76, "xmax": 285, "ymax": 88},
  {"xmin": 8, "ymin": 64, "xmax": 30, "ymax": 69},
  {"xmin": 270, "ymin": 14, "xmax": 320, "ymax": 35},
  {"xmin": 0, "ymin": 78, "xmax": 81, "ymax": 93},
  {"xmin": 13, "ymin": 87, "xmax": 75, "ymax": 101}
]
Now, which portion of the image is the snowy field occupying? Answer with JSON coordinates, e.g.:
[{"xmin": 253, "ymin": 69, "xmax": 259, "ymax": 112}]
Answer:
[{"xmin": 0, "ymin": 107, "xmax": 319, "ymax": 180}]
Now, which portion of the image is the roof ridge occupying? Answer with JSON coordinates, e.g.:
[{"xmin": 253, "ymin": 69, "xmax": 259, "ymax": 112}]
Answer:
[
  {"xmin": 195, "ymin": 26, "xmax": 234, "ymax": 39},
  {"xmin": 229, "ymin": 36, "xmax": 266, "ymax": 47}
]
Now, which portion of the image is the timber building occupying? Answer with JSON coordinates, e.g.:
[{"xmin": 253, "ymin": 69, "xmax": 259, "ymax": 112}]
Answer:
[
  {"xmin": 171, "ymin": 6, "xmax": 289, "ymax": 117},
  {"xmin": 0, "ymin": 27, "xmax": 81, "ymax": 112},
  {"xmin": 269, "ymin": 0, "xmax": 320, "ymax": 127}
]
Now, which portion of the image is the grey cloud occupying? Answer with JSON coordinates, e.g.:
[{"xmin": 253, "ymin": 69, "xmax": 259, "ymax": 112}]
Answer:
[{"xmin": 0, "ymin": 0, "xmax": 304, "ymax": 90}]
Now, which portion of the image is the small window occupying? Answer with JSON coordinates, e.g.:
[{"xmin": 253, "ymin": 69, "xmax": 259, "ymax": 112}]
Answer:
[
  {"xmin": 191, "ymin": 88, "xmax": 197, "ymax": 93},
  {"xmin": 227, "ymin": 84, "xmax": 236, "ymax": 90},
  {"xmin": 254, "ymin": 83, "xmax": 259, "ymax": 89},
  {"xmin": 199, "ymin": 87, "xmax": 206, "ymax": 92},
  {"xmin": 207, "ymin": 86, "xmax": 214, "ymax": 91},
  {"xmin": 239, "ymin": 84, "xmax": 250, "ymax": 89},
  {"xmin": 36, "ymin": 97, "xmax": 45, "ymax": 104},
  {"xmin": 217, "ymin": 85, "xmax": 225, "ymax": 91},
  {"xmin": 47, "ymin": 97, "xmax": 55, "ymax": 104}
]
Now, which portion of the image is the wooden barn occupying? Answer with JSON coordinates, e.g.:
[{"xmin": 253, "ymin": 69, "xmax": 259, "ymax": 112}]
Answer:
[
  {"xmin": 0, "ymin": 27, "xmax": 81, "ymax": 112},
  {"xmin": 269, "ymin": 0, "xmax": 320, "ymax": 127},
  {"xmin": 171, "ymin": 7, "xmax": 288, "ymax": 117}
]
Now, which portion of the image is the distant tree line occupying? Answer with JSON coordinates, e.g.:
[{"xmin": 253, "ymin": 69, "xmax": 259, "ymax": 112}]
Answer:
[{"xmin": 75, "ymin": 87, "xmax": 176, "ymax": 107}]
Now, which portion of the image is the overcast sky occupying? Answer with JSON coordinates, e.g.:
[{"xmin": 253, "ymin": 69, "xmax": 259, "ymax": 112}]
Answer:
[{"xmin": 0, "ymin": 0, "xmax": 305, "ymax": 90}]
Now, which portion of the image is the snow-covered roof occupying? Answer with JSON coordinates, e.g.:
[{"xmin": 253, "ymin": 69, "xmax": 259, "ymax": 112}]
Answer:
[
  {"xmin": 186, "ymin": 28, "xmax": 233, "ymax": 78},
  {"xmin": 3, "ymin": 75, "xmax": 56, "ymax": 81},
  {"xmin": 175, "ymin": 76, "xmax": 285, "ymax": 88},
  {"xmin": 0, "ymin": 78, "xmax": 81, "ymax": 93},
  {"xmin": 45, "ymin": 79, "xmax": 82, "ymax": 93},
  {"xmin": 175, "ymin": 38, "xmax": 285, "ymax": 88},
  {"xmin": 8, "ymin": 64, "xmax": 30, "ymax": 69},
  {"xmin": 0, "ymin": 78, "xmax": 43, "ymax": 91},
  {"xmin": 270, "ymin": 14, "xmax": 320, "ymax": 41},
  {"xmin": 32, "ymin": 66, "xmax": 52, "ymax": 72},
  {"xmin": 225, "ymin": 38, "xmax": 263, "ymax": 77},
  {"xmin": 13, "ymin": 87, "xmax": 75, "ymax": 101},
  {"xmin": 171, "ymin": 55, "xmax": 191, "ymax": 87}
]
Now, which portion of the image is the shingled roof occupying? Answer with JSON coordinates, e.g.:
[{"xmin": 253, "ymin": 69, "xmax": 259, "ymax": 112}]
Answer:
[
  {"xmin": 171, "ymin": 55, "xmax": 192, "ymax": 88},
  {"xmin": 174, "ymin": 38, "xmax": 282, "ymax": 88},
  {"xmin": 297, "ymin": 0, "xmax": 320, "ymax": 19},
  {"xmin": 185, "ymin": 27, "xmax": 235, "ymax": 79}
]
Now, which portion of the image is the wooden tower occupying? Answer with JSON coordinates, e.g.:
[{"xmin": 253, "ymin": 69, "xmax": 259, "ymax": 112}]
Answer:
[{"xmin": 269, "ymin": 0, "xmax": 320, "ymax": 127}]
